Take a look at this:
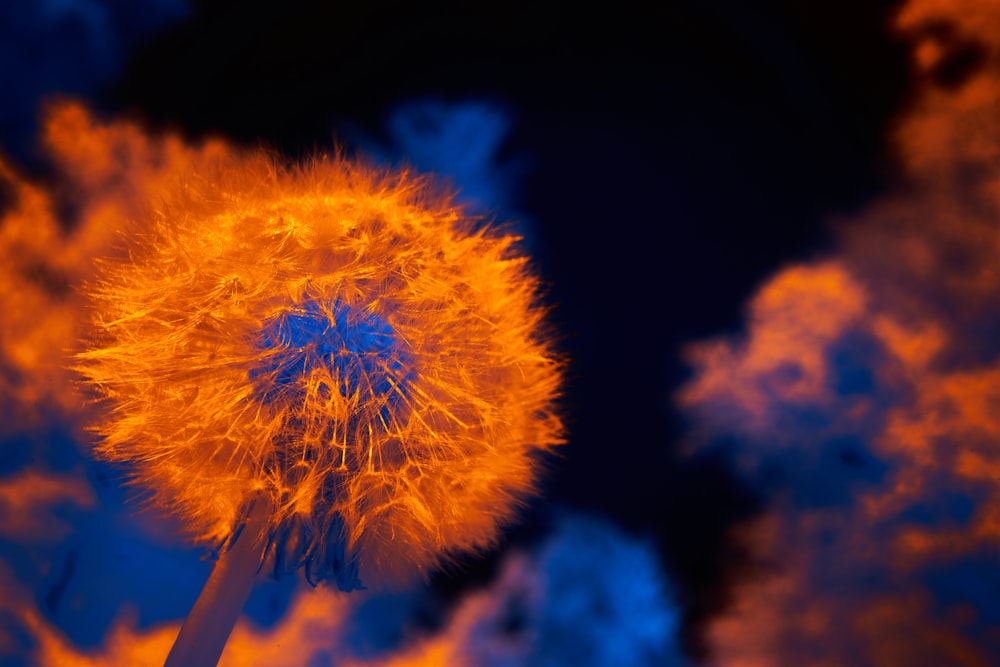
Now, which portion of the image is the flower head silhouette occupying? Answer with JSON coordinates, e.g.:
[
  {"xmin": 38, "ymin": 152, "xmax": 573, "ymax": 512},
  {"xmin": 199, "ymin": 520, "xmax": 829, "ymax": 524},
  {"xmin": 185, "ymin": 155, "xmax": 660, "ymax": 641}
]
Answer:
[{"xmin": 77, "ymin": 150, "xmax": 563, "ymax": 591}]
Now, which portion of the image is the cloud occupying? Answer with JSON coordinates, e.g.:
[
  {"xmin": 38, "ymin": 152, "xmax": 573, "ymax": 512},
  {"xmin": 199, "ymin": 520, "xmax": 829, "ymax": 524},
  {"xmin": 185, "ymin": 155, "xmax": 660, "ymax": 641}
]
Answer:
[
  {"xmin": 679, "ymin": 0, "xmax": 1000, "ymax": 664},
  {"xmin": 0, "ymin": 0, "xmax": 186, "ymax": 163},
  {"xmin": 0, "ymin": 469, "xmax": 94, "ymax": 542},
  {"xmin": 384, "ymin": 100, "xmax": 525, "ymax": 215},
  {"xmin": 346, "ymin": 515, "xmax": 685, "ymax": 667},
  {"xmin": 345, "ymin": 99, "xmax": 535, "ymax": 249},
  {"xmin": 0, "ymin": 102, "xmax": 235, "ymax": 431},
  {"xmin": 1, "ymin": 514, "xmax": 684, "ymax": 666}
]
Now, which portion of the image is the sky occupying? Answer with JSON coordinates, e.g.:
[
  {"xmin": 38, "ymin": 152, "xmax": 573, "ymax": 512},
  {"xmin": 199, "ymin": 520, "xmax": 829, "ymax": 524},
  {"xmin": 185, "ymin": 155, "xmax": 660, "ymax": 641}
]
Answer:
[{"xmin": 3, "ymin": 0, "xmax": 999, "ymax": 665}]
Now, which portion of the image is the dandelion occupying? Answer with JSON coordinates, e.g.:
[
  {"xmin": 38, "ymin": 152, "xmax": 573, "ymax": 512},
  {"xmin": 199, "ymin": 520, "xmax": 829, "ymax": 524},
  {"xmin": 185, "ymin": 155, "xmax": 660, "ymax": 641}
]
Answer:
[{"xmin": 76, "ymin": 148, "xmax": 563, "ymax": 665}]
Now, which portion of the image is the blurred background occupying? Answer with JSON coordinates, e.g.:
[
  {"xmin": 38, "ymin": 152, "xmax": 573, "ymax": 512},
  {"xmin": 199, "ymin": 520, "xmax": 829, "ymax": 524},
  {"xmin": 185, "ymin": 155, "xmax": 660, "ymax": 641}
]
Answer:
[{"xmin": 5, "ymin": 1, "xmax": 1000, "ymax": 665}]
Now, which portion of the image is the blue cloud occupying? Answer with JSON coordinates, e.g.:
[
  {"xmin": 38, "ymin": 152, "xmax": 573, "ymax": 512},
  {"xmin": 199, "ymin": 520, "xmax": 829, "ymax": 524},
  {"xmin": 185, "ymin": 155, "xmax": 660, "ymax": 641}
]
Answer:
[
  {"xmin": 385, "ymin": 101, "xmax": 525, "ymax": 214},
  {"xmin": 457, "ymin": 515, "xmax": 686, "ymax": 667}
]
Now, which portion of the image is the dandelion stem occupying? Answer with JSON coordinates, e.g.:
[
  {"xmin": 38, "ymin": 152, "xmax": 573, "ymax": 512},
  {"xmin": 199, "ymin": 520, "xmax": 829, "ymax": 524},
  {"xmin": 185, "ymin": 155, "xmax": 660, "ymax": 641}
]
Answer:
[{"xmin": 163, "ymin": 497, "xmax": 269, "ymax": 667}]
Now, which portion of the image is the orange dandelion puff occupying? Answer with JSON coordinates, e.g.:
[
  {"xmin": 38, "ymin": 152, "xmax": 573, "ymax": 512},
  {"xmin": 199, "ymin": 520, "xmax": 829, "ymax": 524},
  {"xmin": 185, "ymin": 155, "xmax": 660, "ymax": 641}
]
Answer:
[
  {"xmin": 75, "ymin": 145, "xmax": 563, "ymax": 663},
  {"xmin": 77, "ymin": 148, "xmax": 564, "ymax": 584}
]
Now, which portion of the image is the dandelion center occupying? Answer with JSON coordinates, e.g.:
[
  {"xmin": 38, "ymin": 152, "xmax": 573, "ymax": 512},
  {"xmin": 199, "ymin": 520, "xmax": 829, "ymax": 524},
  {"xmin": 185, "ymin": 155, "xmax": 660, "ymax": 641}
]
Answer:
[{"xmin": 251, "ymin": 297, "xmax": 410, "ymax": 427}]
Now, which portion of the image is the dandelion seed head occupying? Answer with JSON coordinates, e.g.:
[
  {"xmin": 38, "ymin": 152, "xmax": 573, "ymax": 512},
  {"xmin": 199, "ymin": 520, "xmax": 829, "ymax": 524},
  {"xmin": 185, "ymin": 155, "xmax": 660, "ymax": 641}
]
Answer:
[{"xmin": 77, "ymin": 149, "xmax": 563, "ymax": 589}]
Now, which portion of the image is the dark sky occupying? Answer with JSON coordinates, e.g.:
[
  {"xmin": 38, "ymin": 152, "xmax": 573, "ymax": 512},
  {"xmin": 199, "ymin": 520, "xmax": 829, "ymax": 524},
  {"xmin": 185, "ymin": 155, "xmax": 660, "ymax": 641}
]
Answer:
[{"xmin": 1, "ymin": 1, "xmax": 935, "ymax": 664}]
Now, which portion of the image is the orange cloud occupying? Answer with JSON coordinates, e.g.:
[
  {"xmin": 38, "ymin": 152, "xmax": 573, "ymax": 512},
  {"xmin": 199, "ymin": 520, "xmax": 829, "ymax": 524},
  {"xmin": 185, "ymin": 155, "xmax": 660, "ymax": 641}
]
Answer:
[
  {"xmin": 680, "ymin": 0, "xmax": 1000, "ymax": 663},
  {"xmin": 680, "ymin": 262, "xmax": 868, "ymax": 440},
  {"xmin": 19, "ymin": 586, "xmax": 351, "ymax": 667},
  {"xmin": 0, "ymin": 102, "xmax": 234, "ymax": 432},
  {"xmin": 0, "ymin": 157, "xmax": 88, "ymax": 427},
  {"xmin": 0, "ymin": 468, "xmax": 94, "ymax": 541}
]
